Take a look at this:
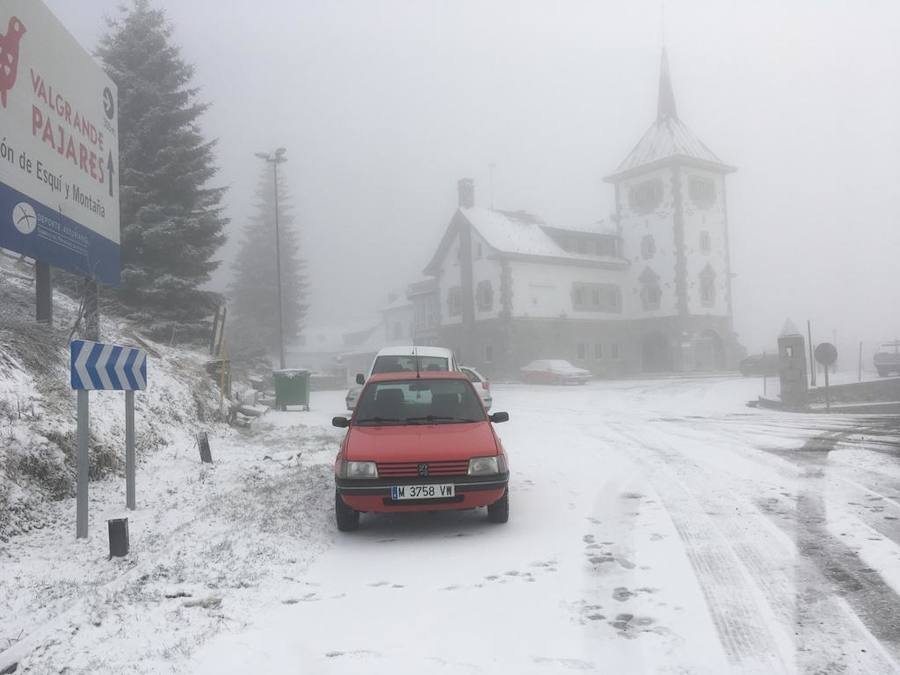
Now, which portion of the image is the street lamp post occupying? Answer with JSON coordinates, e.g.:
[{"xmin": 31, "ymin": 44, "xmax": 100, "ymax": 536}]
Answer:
[{"xmin": 255, "ymin": 148, "xmax": 288, "ymax": 369}]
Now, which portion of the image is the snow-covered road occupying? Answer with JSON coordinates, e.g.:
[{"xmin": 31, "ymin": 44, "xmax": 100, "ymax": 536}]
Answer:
[{"xmin": 189, "ymin": 377, "xmax": 900, "ymax": 674}]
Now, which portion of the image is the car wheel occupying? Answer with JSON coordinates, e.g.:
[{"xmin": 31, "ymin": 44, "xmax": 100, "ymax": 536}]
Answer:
[
  {"xmin": 335, "ymin": 491, "xmax": 360, "ymax": 531},
  {"xmin": 487, "ymin": 489, "xmax": 509, "ymax": 524}
]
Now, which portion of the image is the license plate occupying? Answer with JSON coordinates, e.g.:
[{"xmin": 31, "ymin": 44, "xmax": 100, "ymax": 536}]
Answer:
[{"xmin": 390, "ymin": 484, "xmax": 455, "ymax": 500}]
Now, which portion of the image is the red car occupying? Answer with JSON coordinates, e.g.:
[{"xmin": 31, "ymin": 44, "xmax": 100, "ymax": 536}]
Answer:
[{"xmin": 331, "ymin": 371, "xmax": 510, "ymax": 531}]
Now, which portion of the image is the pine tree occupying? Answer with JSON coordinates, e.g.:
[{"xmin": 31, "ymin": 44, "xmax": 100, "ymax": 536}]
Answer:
[
  {"xmin": 228, "ymin": 165, "xmax": 308, "ymax": 358},
  {"xmin": 96, "ymin": 0, "xmax": 227, "ymax": 342}
]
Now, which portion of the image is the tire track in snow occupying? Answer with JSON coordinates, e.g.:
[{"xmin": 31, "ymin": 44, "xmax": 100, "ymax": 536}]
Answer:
[
  {"xmin": 599, "ymin": 420, "xmax": 789, "ymax": 672},
  {"xmin": 599, "ymin": 418, "xmax": 900, "ymax": 673},
  {"xmin": 753, "ymin": 429, "xmax": 900, "ymax": 668}
]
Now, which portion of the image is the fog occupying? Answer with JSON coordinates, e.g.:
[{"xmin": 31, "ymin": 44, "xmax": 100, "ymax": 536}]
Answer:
[{"xmin": 48, "ymin": 0, "xmax": 900, "ymax": 357}]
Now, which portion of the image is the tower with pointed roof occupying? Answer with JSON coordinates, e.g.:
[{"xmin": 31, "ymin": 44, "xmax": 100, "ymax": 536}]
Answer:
[{"xmin": 605, "ymin": 48, "xmax": 738, "ymax": 371}]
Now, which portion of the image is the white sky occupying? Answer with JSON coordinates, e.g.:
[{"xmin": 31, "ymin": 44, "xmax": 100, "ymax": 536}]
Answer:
[{"xmin": 44, "ymin": 0, "xmax": 900, "ymax": 357}]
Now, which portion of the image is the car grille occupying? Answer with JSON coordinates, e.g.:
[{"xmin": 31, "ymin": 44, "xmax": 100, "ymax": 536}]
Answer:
[{"xmin": 376, "ymin": 460, "xmax": 469, "ymax": 477}]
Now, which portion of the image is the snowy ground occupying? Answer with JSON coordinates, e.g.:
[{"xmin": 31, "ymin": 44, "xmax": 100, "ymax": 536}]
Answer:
[{"xmin": 4, "ymin": 377, "xmax": 900, "ymax": 673}]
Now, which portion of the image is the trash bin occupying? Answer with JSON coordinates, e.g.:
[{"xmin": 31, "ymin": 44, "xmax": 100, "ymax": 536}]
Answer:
[{"xmin": 272, "ymin": 369, "xmax": 310, "ymax": 411}]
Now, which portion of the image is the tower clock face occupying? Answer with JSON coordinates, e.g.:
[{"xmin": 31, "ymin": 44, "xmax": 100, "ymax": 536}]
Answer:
[
  {"xmin": 689, "ymin": 176, "xmax": 717, "ymax": 209},
  {"xmin": 629, "ymin": 178, "xmax": 663, "ymax": 214}
]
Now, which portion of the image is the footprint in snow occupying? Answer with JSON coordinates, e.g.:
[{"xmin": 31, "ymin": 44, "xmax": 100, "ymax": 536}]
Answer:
[
  {"xmin": 613, "ymin": 587, "xmax": 634, "ymax": 602},
  {"xmin": 368, "ymin": 581, "xmax": 389, "ymax": 587}
]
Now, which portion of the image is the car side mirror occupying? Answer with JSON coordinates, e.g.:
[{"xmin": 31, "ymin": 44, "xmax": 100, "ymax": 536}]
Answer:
[
  {"xmin": 355, "ymin": 373, "xmax": 365, "ymax": 385},
  {"xmin": 489, "ymin": 412, "xmax": 509, "ymax": 424},
  {"xmin": 332, "ymin": 416, "xmax": 350, "ymax": 428}
]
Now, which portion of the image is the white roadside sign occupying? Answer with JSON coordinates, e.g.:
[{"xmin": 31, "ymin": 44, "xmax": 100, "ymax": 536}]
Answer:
[{"xmin": 0, "ymin": 0, "xmax": 120, "ymax": 284}]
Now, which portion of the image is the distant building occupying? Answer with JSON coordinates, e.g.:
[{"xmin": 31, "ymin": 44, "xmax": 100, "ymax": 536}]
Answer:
[{"xmin": 419, "ymin": 49, "xmax": 742, "ymax": 377}]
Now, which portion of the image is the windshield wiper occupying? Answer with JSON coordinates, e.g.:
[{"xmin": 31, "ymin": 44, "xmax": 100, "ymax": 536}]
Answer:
[
  {"xmin": 405, "ymin": 415, "xmax": 481, "ymax": 424},
  {"xmin": 356, "ymin": 416, "xmax": 401, "ymax": 425}
]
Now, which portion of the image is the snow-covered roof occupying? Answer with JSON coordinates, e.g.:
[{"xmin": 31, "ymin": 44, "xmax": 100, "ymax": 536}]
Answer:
[
  {"xmin": 609, "ymin": 116, "xmax": 731, "ymax": 179},
  {"xmin": 464, "ymin": 207, "xmax": 561, "ymax": 258},
  {"xmin": 379, "ymin": 295, "xmax": 413, "ymax": 313},
  {"xmin": 606, "ymin": 49, "xmax": 734, "ymax": 181},
  {"xmin": 422, "ymin": 208, "xmax": 626, "ymax": 271}
]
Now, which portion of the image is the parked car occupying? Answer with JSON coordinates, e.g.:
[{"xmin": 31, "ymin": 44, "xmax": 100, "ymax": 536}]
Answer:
[
  {"xmin": 874, "ymin": 341, "xmax": 900, "ymax": 377},
  {"xmin": 520, "ymin": 359, "xmax": 591, "ymax": 385},
  {"xmin": 460, "ymin": 366, "xmax": 492, "ymax": 410},
  {"xmin": 739, "ymin": 353, "xmax": 780, "ymax": 377},
  {"xmin": 332, "ymin": 371, "xmax": 510, "ymax": 531},
  {"xmin": 345, "ymin": 345, "xmax": 459, "ymax": 410}
]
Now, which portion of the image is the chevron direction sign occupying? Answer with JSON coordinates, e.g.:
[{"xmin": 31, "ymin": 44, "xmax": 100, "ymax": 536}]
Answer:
[{"xmin": 70, "ymin": 340, "xmax": 147, "ymax": 391}]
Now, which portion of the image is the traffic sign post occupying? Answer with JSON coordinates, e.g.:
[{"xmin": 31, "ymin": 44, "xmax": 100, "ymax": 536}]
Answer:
[
  {"xmin": 70, "ymin": 339, "xmax": 147, "ymax": 539},
  {"xmin": 814, "ymin": 342, "xmax": 838, "ymax": 412}
]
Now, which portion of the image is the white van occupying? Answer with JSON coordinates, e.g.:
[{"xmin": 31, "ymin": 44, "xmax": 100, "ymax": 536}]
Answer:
[{"xmin": 345, "ymin": 346, "xmax": 459, "ymax": 410}]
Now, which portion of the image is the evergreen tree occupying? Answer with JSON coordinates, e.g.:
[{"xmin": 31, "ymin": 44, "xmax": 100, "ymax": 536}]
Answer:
[
  {"xmin": 96, "ymin": 1, "xmax": 227, "ymax": 341},
  {"xmin": 228, "ymin": 166, "xmax": 308, "ymax": 357}
]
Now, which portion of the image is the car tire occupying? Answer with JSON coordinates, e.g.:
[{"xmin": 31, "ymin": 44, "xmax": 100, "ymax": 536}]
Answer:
[
  {"xmin": 487, "ymin": 489, "xmax": 509, "ymax": 524},
  {"xmin": 335, "ymin": 491, "xmax": 360, "ymax": 532}
]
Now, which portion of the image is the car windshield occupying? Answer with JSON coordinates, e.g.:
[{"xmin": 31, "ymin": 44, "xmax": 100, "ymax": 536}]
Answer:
[
  {"xmin": 355, "ymin": 379, "xmax": 486, "ymax": 425},
  {"xmin": 371, "ymin": 355, "xmax": 449, "ymax": 374}
]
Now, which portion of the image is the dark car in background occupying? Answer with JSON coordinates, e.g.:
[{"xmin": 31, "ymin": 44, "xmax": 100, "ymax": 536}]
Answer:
[{"xmin": 739, "ymin": 353, "xmax": 780, "ymax": 377}]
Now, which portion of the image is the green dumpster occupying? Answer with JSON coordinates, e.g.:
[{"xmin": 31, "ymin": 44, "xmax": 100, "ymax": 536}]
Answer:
[{"xmin": 273, "ymin": 369, "xmax": 310, "ymax": 411}]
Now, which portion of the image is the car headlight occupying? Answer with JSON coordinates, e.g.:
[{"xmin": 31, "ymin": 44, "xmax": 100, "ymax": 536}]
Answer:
[
  {"xmin": 468, "ymin": 456, "xmax": 499, "ymax": 476},
  {"xmin": 340, "ymin": 460, "xmax": 378, "ymax": 479}
]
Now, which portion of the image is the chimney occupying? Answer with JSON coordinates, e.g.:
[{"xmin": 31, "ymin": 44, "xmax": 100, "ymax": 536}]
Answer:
[{"xmin": 457, "ymin": 178, "xmax": 474, "ymax": 209}]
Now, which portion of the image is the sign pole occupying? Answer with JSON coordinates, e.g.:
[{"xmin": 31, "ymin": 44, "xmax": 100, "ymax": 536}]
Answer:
[
  {"xmin": 824, "ymin": 364, "xmax": 830, "ymax": 411},
  {"xmin": 807, "ymin": 320, "xmax": 816, "ymax": 387},
  {"xmin": 76, "ymin": 389, "xmax": 90, "ymax": 539},
  {"xmin": 858, "ymin": 341, "xmax": 863, "ymax": 382},
  {"xmin": 125, "ymin": 390, "xmax": 135, "ymax": 510},
  {"xmin": 35, "ymin": 262, "xmax": 53, "ymax": 325}
]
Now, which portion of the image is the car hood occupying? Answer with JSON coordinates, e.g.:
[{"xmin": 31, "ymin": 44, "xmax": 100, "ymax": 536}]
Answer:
[{"xmin": 345, "ymin": 422, "xmax": 498, "ymax": 462}]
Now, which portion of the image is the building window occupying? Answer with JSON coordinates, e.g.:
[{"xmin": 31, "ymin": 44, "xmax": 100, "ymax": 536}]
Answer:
[
  {"xmin": 689, "ymin": 176, "xmax": 716, "ymax": 209},
  {"xmin": 448, "ymin": 286, "xmax": 462, "ymax": 317},
  {"xmin": 485, "ymin": 344, "xmax": 493, "ymax": 363},
  {"xmin": 629, "ymin": 178, "xmax": 663, "ymax": 214},
  {"xmin": 641, "ymin": 235, "xmax": 656, "ymax": 260},
  {"xmin": 597, "ymin": 237, "xmax": 617, "ymax": 257},
  {"xmin": 699, "ymin": 231, "xmax": 711, "ymax": 255},
  {"xmin": 572, "ymin": 283, "xmax": 622, "ymax": 312},
  {"xmin": 594, "ymin": 343, "xmax": 603, "ymax": 359},
  {"xmin": 639, "ymin": 268, "xmax": 661, "ymax": 311},
  {"xmin": 700, "ymin": 264, "xmax": 716, "ymax": 307},
  {"xmin": 611, "ymin": 342, "xmax": 619, "ymax": 359},
  {"xmin": 476, "ymin": 280, "xmax": 494, "ymax": 311},
  {"xmin": 577, "ymin": 343, "xmax": 587, "ymax": 360}
]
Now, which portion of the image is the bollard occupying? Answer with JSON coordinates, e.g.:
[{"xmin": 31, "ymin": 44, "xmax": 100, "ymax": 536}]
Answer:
[
  {"xmin": 197, "ymin": 432, "xmax": 213, "ymax": 463},
  {"xmin": 108, "ymin": 518, "xmax": 129, "ymax": 558}
]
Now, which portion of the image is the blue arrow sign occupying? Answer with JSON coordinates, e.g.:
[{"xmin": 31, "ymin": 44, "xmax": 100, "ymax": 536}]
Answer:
[{"xmin": 70, "ymin": 340, "xmax": 147, "ymax": 391}]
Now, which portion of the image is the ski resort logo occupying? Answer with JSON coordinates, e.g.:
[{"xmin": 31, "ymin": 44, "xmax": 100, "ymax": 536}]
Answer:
[
  {"xmin": 0, "ymin": 16, "xmax": 27, "ymax": 109},
  {"xmin": 12, "ymin": 202, "xmax": 37, "ymax": 235}
]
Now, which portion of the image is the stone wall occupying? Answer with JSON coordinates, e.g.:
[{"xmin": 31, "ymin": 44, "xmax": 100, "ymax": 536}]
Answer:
[{"xmin": 808, "ymin": 377, "xmax": 900, "ymax": 404}]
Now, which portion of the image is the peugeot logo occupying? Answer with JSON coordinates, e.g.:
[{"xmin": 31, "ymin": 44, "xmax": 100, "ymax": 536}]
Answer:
[{"xmin": 417, "ymin": 463, "xmax": 429, "ymax": 477}]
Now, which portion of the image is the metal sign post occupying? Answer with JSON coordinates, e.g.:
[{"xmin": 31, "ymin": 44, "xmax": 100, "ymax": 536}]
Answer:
[
  {"xmin": 76, "ymin": 389, "xmax": 89, "ymax": 539},
  {"xmin": 70, "ymin": 339, "xmax": 147, "ymax": 539},
  {"xmin": 125, "ymin": 390, "xmax": 135, "ymax": 510},
  {"xmin": 814, "ymin": 342, "xmax": 838, "ymax": 413}
]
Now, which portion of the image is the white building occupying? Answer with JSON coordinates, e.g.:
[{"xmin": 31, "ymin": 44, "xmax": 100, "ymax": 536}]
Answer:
[{"xmin": 419, "ymin": 49, "xmax": 742, "ymax": 378}]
